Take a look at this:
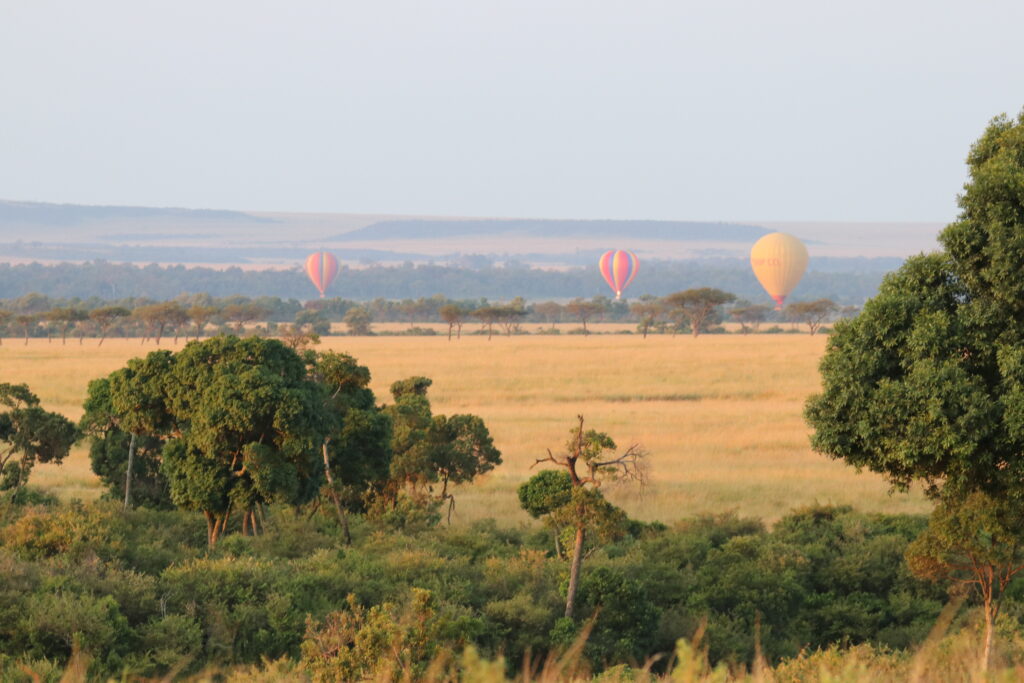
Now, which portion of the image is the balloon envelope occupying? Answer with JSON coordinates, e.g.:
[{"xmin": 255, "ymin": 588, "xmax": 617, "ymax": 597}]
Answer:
[
  {"xmin": 750, "ymin": 233, "xmax": 808, "ymax": 309},
  {"xmin": 599, "ymin": 250, "xmax": 639, "ymax": 300},
  {"xmin": 305, "ymin": 252, "xmax": 339, "ymax": 298}
]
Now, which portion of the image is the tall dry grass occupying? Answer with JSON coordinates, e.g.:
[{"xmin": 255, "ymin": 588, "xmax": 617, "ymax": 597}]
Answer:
[{"xmin": 1, "ymin": 333, "xmax": 929, "ymax": 522}]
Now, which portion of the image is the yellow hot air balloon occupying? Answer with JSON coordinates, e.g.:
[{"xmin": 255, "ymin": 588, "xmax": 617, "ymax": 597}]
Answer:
[{"xmin": 750, "ymin": 232, "xmax": 808, "ymax": 310}]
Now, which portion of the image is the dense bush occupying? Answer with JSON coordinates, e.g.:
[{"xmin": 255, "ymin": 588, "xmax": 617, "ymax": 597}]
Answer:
[{"xmin": 0, "ymin": 500, "xmax": 985, "ymax": 679}]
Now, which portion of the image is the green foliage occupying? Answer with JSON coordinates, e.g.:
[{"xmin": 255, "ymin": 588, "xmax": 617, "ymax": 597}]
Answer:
[
  {"xmin": 0, "ymin": 499, "xmax": 959, "ymax": 679},
  {"xmin": 663, "ymin": 288, "xmax": 736, "ymax": 337},
  {"xmin": 0, "ymin": 383, "xmax": 77, "ymax": 492},
  {"xmin": 906, "ymin": 488, "xmax": 1024, "ymax": 654},
  {"xmin": 573, "ymin": 566, "xmax": 660, "ymax": 666},
  {"xmin": 301, "ymin": 589, "xmax": 481, "ymax": 682},
  {"xmin": 518, "ymin": 470, "xmax": 573, "ymax": 518},
  {"xmin": 80, "ymin": 376, "xmax": 170, "ymax": 507},
  {"xmin": 807, "ymin": 111, "xmax": 1024, "ymax": 501},
  {"xmin": 386, "ymin": 376, "xmax": 501, "ymax": 508},
  {"xmin": 343, "ymin": 306, "xmax": 373, "ymax": 335}
]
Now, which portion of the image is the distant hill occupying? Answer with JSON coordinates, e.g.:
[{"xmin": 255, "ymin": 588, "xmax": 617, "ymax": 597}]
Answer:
[
  {"xmin": 0, "ymin": 200, "xmax": 272, "ymax": 226},
  {"xmin": 0, "ymin": 200, "xmax": 942, "ymax": 267},
  {"xmin": 334, "ymin": 219, "xmax": 769, "ymax": 242}
]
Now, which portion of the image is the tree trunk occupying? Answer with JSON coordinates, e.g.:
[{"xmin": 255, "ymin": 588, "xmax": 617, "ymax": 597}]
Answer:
[
  {"xmin": 205, "ymin": 510, "xmax": 216, "ymax": 546},
  {"xmin": 322, "ymin": 442, "xmax": 351, "ymax": 545},
  {"xmin": 565, "ymin": 524, "xmax": 586, "ymax": 619},
  {"xmin": 982, "ymin": 598, "xmax": 997, "ymax": 672},
  {"xmin": 447, "ymin": 324, "xmax": 452, "ymax": 341},
  {"xmin": 123, "ymin": 433, "xmax": 137, "ymax": 510}
]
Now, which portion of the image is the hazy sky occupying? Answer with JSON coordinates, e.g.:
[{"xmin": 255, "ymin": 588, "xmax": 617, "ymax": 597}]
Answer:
[{"xmin": 2, "ymin": 1, "xmax": 1023, "ymax": 223}]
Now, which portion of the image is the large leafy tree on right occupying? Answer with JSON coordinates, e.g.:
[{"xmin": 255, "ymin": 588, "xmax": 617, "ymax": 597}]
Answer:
[
  {"xmin": 806, "ymin": 111, "xmax": 1024, "ymax": 501},
  {"xmin": 805, "ymin": 112, "xmax": 1024, "ymax": 669}
]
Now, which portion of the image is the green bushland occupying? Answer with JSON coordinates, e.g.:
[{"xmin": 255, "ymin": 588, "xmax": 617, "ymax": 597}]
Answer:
[{"xmin": 0, "ymin": 498, "xmax": 989, "ymax": 681}]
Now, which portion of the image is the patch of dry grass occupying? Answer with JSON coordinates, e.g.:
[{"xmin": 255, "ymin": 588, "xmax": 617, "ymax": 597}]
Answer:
[{"xmin": 1, "ymin": 333, "xmax": 929, "ymax": 520}]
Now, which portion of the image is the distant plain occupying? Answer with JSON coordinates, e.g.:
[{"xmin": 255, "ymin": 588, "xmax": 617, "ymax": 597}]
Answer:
[{"xmin": 4, "ymin": 330, "xmax": 930, "ymax": 524}]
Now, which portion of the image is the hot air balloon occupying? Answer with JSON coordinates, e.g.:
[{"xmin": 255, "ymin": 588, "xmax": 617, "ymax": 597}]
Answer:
[
  {"xmin": 305, "ymin": 252, "xmax": 339, "ymax": 298},
  {"xmin": 750, "ymin": 233, "xmax": 808, "ymax": 310},
  {"xmin": 599, "ymin": 250, "xmax": 640, "ymax": 300}
]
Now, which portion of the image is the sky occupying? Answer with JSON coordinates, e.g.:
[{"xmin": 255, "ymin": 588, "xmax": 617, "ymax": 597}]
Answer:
[{"xmin": 2, "ymin": 1, "xmax": 1023, "ymax": 223}]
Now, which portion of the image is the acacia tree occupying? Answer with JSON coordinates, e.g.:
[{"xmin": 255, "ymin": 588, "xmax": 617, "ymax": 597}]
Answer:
[
  {"xmin": 663, "ymin": 288, "xmax": 736, "ymax": 337},
  {"xmin": 0, "ymin": 383, "xmax": 77, "ymax": 494},
  {"xmin": 45, "ymin": 307, "xmax": 86, "ymax": 345},
  {"xmin": 787, "ymin": 299, "xmax": 837, "ymax": 335},
  {"xmin": 220, "ymin": 302, "xmax": 266, "ymax": 335},
  {"xmin": 907, "ymin": 491, "xmax": 1024, "ymax": 670},
  {"xmin": 531, "ymin": 415, "xmax": 646, "ymax": 618},
  {"xmin": 533, "ymin": 301, "xmax": 564, "ymax": 331},
  {"xmin": 472, "ymin": 305, "xmax": 502, "ymax": 341},
  {"xmin": 564, "ymin": 299, "xmax": 605, "ymax": 335},
  {"xmin": 729, "ymin": 304, "xmax": 771, "ymax": 334},
  {"xmin": 438, "ymin": 304, "xmax": 468, "ymax": 341},
  {"xmin": 14, "ymin": 314, "xmax": 36, "ymax": 345},
  {"xmin": 89, "ymin": 306, "xmax": 130, "ymax": 345},
  {"xmin": 187, "ymin": 304, "xmax": 219, "ymax": 340},
  {"xmin": 0, "ymin": 309, "xmax": 9, "ymax": 345},
  {"xmin": 630, "ymin": 299, "xmax": 664, "ymax": 339},
  {"xmin": 497, "ymin": 300, "xmax": 528, "ymax": 336}
]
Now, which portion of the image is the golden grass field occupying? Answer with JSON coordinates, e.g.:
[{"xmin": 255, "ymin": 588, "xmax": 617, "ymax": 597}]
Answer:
[{"xmin": 1, "ymin": 328, "xmax": 930, "ymax": 525}]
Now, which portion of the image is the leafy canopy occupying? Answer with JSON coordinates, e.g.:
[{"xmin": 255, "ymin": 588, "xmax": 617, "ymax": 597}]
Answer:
[{"xmin": 806, "ymin": 111, "xmax": 1024, "ymax": 500}]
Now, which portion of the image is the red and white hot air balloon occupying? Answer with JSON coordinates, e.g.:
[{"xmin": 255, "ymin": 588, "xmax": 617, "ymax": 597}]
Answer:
[
  {"xmin": 598, "ymin": 250, "xmax": 640, "ymax": 300},
  {"xmin": 305, "ymin": 252, "xmax": 339, "ymax": 298}
]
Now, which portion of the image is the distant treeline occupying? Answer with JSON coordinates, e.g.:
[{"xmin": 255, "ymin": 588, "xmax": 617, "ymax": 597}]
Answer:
[
  {"xmin": 0, "ymin": 259, "xmax": 895, "ymax": 304},
  {"xmin": 0, "ymin": 292, "xmax": 852, "ymax": 342}
]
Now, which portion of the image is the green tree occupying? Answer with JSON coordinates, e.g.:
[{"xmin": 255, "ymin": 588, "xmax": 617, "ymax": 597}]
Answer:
[
  {"xmin": 906, "ymin": 491, "xmax": 1024, "ymax": 671},
  {"xmin": 0, "ymin": 383, "xmax": 77, "ymax": 494},
  {"xmin": 806, "ymin": 111, "xmax": 1024, "ymax": 667},
  {"xmin": 630, "ymin": 298, "xmax": 664, "ymax": 339},
  {"xmin": 806, "ymin": 112, "xmax": 1024, "ymax": 500},
  {"xmin": 729, "ymin": 304, "xmax": 771, "ymax": 334},
  {"xmin": 497, "ymin": 300, "xmax": 528, "ymax": 336},
  {"xmin": 343, "ymin": 306, "xmax": 373, "ymax": 335},
  {"xmin": 438, "ymin": 303, "xmax": 468, "ymax": 341},
  {"xmin": 533, "ymin": 301, "xmax": 564, "ymax": 330},
  {"xmin": 220, "ymin": 302, "xmax": 266, "ymax": 335},
  {"xmin": 308, "ymin": 351, "xmax": 392, "ymax": 542},
  {"xmin": 80, "ymin": 354, "xmax": 175, "ymax": 509},
  {"xmin": 295, "ymin": 308, "xmax": 331, "ymax": 336},
  {"xmin": 531, "ymin": 415, "xmax": 646, "ymax": 619},
  {"xmin": 663, "ymin": 288, "xmax": 736, "ymax": 338},
  {"xmin": 0, "ymin": 309, "xmax": 10, "ymax": 345},
  {"xmin": 163, "ymin": 336, "xmax": 333, "ymax": 544},
  {"xmin": 471, "ymin": 305, "xmax": 502, "ymax": 340},
  {"xmin": 13, "ymin": 314, "xmax": 37, "ymax": 345},
  {"xmin": 385, "ymin": 377, "xmax": 500, "ymax": 521},
  {"xmin": 45, "ymin": 307, "xmax": 87, "ymax": 345},
  {"xmin": 89, "ymin": 306, "xmax": 130, "ymax": 346},
  {"xmin": 186, "ymin": 304, "xmax": 219, "ymax": 340},
  {"xmin": 786, "ymin": 299, "xmax": 837, "ymax": 335},
  {"xmin": 564, "ymin": 298, "xmax": 605, "ymax": 335}
]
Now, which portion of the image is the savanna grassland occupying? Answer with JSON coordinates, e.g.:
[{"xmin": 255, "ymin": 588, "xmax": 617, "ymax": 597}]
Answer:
[{"xmin": 4, "ymin": 329, "xmax": 930, "ymax": 524}]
